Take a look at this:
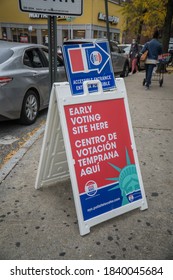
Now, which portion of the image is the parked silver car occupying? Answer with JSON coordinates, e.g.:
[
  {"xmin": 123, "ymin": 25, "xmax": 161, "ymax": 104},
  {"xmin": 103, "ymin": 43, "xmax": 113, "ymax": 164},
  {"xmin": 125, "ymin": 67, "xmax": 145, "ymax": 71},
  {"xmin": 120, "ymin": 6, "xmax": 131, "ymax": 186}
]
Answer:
[
  {"xmin": 63, "ymin": 39, "xmax": 130, "ymax": 77},
  {"xmin": 0, "ymin": 41, "xmax": 66, "ymax": 124}
]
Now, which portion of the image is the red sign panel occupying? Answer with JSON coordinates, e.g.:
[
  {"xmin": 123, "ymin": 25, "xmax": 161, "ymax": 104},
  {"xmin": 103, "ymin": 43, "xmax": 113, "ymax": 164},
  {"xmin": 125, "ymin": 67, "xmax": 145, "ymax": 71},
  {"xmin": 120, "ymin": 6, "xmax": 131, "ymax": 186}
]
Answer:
[
  {"xmin": 65, "ymin": 99, "xmax": 133, "ymax": 191},
  {"xmin": 64, "ymin": 98, "xmax": 142, "ymax": 221}
]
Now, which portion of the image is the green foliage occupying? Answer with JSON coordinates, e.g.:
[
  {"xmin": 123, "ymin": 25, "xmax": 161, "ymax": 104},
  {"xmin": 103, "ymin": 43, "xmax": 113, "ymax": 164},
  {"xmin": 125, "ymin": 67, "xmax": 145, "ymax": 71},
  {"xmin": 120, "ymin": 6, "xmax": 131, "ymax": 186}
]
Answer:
[{"xmin": 122, "ymin": 0, "xmax": 168, "ymax": 40}]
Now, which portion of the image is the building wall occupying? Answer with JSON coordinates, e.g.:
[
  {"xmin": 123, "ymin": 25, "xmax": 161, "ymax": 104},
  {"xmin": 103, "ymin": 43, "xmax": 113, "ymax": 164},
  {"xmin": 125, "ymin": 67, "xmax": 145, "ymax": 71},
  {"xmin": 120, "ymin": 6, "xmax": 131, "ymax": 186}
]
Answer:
[{"xmin": 0, "ymin": 0, "xmax": 125, "ymax": 45}]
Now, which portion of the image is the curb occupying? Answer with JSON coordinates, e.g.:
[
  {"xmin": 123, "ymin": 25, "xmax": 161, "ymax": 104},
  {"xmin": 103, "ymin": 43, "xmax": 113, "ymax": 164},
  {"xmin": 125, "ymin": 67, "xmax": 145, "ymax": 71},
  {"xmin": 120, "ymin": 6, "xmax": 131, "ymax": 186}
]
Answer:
[{"xmin": 0, "ymin": 124, "xmax": 45, "ymax": 184}]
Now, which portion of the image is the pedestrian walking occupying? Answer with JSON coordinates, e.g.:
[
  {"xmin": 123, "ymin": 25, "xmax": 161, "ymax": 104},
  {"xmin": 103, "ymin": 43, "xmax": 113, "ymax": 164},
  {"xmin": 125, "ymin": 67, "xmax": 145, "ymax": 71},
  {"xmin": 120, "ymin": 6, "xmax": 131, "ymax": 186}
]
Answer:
[
  {"xmin": 129, "ymin": 39, "xmax": 139, "ymax": 74},
  {"xmin": 141, "ymin": 30, "xmax": 163, "ymax": 90}
]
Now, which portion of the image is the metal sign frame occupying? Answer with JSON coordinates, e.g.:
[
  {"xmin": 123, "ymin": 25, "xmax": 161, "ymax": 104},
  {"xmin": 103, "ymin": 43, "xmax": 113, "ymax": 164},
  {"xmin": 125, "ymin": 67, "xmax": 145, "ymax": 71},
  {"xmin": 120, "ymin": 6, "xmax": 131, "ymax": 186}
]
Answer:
[{"xmin": 19, "ymin": 0, "xmax": 83, "ymax": 16}]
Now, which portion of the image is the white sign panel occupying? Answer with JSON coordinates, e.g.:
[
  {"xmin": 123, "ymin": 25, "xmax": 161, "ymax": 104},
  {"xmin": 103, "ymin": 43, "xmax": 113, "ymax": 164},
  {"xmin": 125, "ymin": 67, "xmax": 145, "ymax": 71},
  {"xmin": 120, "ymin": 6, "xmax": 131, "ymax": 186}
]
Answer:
[{"xmin": 19, "ymin": 0, "xmax": 83, "ymax": 16}]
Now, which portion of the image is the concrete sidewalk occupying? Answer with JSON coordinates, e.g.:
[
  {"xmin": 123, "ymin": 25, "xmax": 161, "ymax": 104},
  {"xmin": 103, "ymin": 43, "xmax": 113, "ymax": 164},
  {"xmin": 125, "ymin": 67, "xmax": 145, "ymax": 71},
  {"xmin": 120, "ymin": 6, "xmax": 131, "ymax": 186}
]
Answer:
[{"xmin": 0, "ymin": 71, "xmax": 173, "ymax": 260}]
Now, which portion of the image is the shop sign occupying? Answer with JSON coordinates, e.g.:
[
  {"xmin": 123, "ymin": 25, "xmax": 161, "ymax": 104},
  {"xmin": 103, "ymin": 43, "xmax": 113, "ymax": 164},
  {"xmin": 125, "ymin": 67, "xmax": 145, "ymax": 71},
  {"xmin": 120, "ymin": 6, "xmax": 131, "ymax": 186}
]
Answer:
[
  {"xmin": 29, "ymin": 13, "xmax": 48, "ymax": 19},
  {"xmin": 19, "ymin": 0, "xmax": 83, "ymax": 16},
  {"xmin": 98, "ymin": 12, "xmax": 119, "ymax": 24},
  {"xmin": 29, "ymin": 13, "xmax": 70, "ymax": 20},
  {"xmin": 63, "ymin": 41, "xmax": 116, "ymax": 95}
]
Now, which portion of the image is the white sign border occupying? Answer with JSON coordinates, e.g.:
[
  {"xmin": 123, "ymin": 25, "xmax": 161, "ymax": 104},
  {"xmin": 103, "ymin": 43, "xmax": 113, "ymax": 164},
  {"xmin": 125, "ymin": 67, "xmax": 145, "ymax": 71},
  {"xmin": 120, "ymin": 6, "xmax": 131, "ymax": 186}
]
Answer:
[
  {"xmin": 56, "ymin": 78, "xmax": 148, "ymax": 236},
  {"xmin": 19, "ymin": 0, "xmax": 83, "ymax": 16}
]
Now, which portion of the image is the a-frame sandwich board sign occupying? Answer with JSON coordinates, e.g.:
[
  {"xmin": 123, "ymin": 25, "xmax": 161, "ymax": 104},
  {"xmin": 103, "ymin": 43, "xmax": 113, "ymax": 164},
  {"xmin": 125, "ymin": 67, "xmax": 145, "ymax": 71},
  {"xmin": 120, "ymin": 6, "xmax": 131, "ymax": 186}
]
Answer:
[
  {"xmin": 35, "ymin": 78, "xmax": 148, "ymax": 236},
  {"xmin": 35, "ymin": 82, "xmax": 69, "ymax": 188}
]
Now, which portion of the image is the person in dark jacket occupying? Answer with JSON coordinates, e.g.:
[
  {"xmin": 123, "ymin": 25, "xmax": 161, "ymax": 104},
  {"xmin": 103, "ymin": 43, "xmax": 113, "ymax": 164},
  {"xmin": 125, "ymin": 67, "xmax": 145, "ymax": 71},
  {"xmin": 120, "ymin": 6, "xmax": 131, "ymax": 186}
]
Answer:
[
  {"xmin": 141, "ymin": 30, "xmax": 162, "ymax": 90},
  {"xmin": 129, "ymin": 39, "xmax": 139, "ymax": 74}
]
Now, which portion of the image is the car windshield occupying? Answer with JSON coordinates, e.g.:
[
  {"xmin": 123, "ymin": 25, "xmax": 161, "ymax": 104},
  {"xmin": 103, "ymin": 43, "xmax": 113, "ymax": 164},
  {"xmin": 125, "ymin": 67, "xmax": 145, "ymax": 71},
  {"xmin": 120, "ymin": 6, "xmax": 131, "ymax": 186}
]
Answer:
[
  {"xmin": 121, "ymin": 45, "xmax": 130, "ymax": 51},
  {"xmin": 0, "ymin": 48, "xmax": 14, "ymax": 64}
]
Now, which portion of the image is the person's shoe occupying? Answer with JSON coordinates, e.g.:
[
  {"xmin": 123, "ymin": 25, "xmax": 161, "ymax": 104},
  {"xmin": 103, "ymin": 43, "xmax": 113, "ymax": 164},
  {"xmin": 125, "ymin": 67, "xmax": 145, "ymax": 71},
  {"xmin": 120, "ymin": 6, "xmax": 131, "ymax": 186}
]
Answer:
[
  {"xmin": 129, "ymin": 72, "xmax": 132, "ymax": 75},
  {"xmin": 145, "ymin": 86, "xmax": 149, "ymax": 90}
]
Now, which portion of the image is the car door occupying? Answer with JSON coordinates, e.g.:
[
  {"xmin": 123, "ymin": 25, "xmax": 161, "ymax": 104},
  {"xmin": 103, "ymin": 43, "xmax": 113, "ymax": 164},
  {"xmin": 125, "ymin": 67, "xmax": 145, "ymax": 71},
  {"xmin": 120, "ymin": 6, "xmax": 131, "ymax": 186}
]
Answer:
[
  {"xmin": 110, "ymin": 41, "xmax": 125, "ymax": 74},
  {"xmin": 23, "ymin": 47, "xmax": 50, "ymax": 106},
  {"xmin": 41, "ymin": 47, "xmax": 67, "ymax": 83}
]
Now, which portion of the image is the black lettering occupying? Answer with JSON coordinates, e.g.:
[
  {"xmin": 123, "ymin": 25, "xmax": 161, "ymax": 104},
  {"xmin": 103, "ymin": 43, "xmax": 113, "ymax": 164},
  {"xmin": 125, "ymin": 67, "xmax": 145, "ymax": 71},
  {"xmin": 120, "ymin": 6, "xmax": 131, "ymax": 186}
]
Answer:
[
  {"xmin": 65, "ymin": 266, "xmax": 71, "ymax": 275},
  {"xmin": 10, "ymin": 269, "xmax": 14, "ymax": 276}
]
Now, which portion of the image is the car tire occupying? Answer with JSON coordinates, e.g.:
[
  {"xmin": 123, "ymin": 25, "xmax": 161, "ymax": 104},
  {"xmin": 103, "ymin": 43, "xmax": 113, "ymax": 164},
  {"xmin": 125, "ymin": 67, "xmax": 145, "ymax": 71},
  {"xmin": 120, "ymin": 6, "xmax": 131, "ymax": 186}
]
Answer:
[
  {"xmin": 120, "ymin": 61, "xmax": 129, "ymax": 77},
  {"xmin": 20, "ymin": 90, "xmax": 39, "ymax": 125}
]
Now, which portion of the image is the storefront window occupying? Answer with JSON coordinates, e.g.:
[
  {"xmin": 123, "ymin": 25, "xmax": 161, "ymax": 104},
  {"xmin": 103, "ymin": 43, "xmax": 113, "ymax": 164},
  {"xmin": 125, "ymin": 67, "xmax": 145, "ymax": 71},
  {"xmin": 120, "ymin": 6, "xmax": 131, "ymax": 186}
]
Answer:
[
  {"xmin": 62, "ymin": 30, "xmax": 69, "ymax": 41},
  {"xmin": 98, "ymin": 31, "xmax": 103, "ymax": 38},
  {"xmin": 103, "ymin": 32, "xmax": 107, "ymax": 38},
  {"xmin": 114, "ymin": 33, "xmax": 120, "ymax": 43},
  {"xmin": 94, "ymin": 30, "xmax": 98, "ymax": 38},
  {"xmin": 42, "ymin": 30, "xmax": 48, "ymax": 45},
  {"xmin": 73, "ymin": 30, "xmax": 85, "ymax": 39},
  {"xmin": 11, "ymin": 28, "xmax": 37, "ymax": 43},
  {"xmin": 2, "ymin": 27, "xmax": 7, "ymax": 40}
]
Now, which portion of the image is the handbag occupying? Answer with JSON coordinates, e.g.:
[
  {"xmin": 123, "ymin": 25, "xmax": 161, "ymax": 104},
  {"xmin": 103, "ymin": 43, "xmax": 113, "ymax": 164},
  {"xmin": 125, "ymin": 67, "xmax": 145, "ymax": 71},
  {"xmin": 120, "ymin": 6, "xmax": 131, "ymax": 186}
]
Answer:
[{"xmin": 140, "ymin": 50, "xmax": 148, "ymax": 62}]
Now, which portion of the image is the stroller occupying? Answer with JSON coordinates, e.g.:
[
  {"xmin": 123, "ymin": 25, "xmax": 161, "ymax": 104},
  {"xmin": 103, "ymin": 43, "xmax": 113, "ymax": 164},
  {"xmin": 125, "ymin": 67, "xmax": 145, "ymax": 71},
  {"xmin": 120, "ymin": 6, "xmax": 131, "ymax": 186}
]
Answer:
[{"xmin": 143, "ymin": 53, "xmax": 171, "ymax": 87}]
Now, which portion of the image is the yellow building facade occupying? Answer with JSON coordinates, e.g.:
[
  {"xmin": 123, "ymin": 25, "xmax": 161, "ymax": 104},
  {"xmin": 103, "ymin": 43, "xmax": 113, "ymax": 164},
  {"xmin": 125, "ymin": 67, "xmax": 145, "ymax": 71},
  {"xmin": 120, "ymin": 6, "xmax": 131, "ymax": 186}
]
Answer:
[{"xmin": 0, "ymin": 0, "xmax": 125, "ymax": 45}]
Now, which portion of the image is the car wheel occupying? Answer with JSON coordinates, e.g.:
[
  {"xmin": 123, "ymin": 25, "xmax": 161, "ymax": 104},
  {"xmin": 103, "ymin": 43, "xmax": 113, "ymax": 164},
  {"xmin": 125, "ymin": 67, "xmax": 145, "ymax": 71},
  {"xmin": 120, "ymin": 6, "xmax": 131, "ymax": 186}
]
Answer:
[
  {"xmin": 120, "ymin": 62, "xmax": 129, "ymax": 77},
  {"xmin": 20, "ymin": 90, "xmax": 39, "ymax": 125}
]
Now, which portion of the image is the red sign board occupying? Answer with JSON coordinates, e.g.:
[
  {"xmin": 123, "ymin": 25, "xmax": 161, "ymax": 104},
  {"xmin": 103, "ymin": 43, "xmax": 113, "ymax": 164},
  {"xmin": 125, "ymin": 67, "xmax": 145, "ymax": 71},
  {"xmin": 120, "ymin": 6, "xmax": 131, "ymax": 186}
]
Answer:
[{"xmin": 64, "ymin": 97, "xmax": 144, "ymax": 221}]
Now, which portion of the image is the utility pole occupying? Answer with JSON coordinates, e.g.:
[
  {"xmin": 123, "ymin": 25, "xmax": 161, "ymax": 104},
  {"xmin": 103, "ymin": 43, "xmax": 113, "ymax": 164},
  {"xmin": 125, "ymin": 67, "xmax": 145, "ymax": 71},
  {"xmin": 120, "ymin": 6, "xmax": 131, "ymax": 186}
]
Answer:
[
  {"xmin": 104, "ymin": 0, "xmax": 111, "ymax": 46},
  {"xmin": 48, "ymin": 16, "xmax": 57, "ymax": 91}
]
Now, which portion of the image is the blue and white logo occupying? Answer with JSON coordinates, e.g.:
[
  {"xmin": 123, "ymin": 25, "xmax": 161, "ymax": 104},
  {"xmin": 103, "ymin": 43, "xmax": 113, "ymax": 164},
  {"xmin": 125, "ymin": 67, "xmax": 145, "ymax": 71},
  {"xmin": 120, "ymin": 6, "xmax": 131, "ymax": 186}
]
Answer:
[
  {"xmin": 85, "ymin": 180, "xmax": 98, "ymax": 197},
  {"xmin": 90, "ymin": 51, "xmax": 102, "ymax": 66}
]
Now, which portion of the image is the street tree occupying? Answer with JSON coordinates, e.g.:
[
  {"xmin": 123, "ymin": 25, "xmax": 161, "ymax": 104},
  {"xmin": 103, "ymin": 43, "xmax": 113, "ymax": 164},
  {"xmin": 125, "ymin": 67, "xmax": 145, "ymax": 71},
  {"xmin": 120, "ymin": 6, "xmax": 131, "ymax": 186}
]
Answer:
[
  {"xmin": 122, "ymin": 0, "xmax": 173, "ymax": 51},
  {"xmin": 162, "ymin": 0, "xmax": 173, "ymax": 52}
]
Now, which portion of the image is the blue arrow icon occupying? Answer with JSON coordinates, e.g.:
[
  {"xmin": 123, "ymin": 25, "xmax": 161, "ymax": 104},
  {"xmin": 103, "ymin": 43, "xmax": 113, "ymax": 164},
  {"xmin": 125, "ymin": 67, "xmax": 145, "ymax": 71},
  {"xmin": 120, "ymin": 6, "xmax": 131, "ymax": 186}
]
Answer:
[{"xmin": 84, "ymin": 43, "xmax": 110, "ymax": 74}]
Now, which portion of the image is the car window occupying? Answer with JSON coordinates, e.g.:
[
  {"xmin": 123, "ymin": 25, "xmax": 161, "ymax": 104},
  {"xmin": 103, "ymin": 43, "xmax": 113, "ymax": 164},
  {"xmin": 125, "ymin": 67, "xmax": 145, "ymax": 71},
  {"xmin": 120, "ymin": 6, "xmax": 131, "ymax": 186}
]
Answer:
[
  {"xmin": 124, "ymin": 46, "xmax": 130, "ymax": 52},
  {"xmin": 40, "ymin": 48, "xmax": 49, "ymax": 67},
  {"xmin": 23, "ymin": 49, "xmax": 44, "ymax": 68},
  {"xmin": 42, "ymin": 48, "xmax": 49, "ymax": 61},
  {"xmin": 110, "ymin": 42, "xmax": 120, "ymax": 53},
  {"xmin": 57, "ymin": 55, "xmax": 64, "ymax": 67},
  {"xmin": 0, "ymin": 48, "xmax": 14, "ymax": 64},
  {"xmin": 42, "ymin": 48, "xmax": 64, "ymax": 67}
]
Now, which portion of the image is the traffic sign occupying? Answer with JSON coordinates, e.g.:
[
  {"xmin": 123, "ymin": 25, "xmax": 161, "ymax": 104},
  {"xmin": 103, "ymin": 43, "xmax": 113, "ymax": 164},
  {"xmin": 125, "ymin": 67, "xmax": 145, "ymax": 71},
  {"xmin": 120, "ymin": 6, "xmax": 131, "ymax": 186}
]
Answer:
[
  {"xmin": 19, "ymin": 0, "xmax": 83, "ymax": 16},
  {"xmin": 63, "ymin": 41, "xmax": 116, "ymax": 94}
]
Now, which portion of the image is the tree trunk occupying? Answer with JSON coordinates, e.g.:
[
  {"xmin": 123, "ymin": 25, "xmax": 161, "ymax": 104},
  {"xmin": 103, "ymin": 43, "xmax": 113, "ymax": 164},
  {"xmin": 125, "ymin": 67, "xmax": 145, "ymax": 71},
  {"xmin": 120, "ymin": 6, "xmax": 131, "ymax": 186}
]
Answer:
[
  {"xmin": 137, "ymin": 20, "xmax": 144, "ymax": 43},
  {"xmin": 162, "ymin": 0, "xmax": 173, "ymax": 52}
]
